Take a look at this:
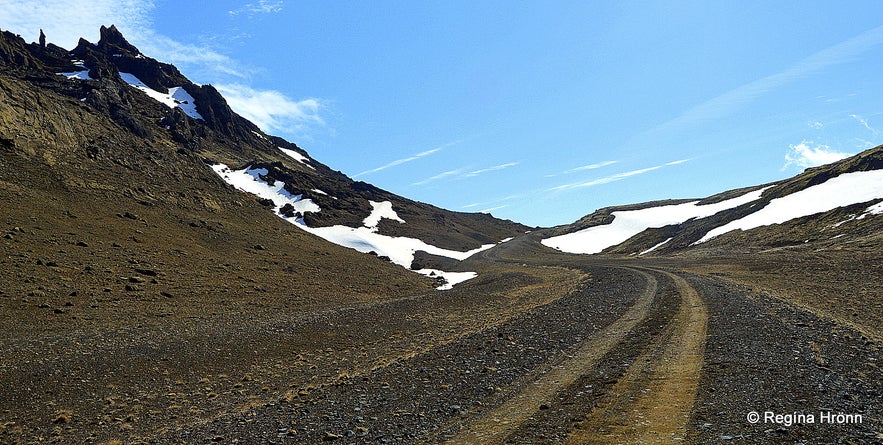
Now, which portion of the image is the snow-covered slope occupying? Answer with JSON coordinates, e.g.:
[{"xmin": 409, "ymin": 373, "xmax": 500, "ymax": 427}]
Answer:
[
  {"xmin": 695, "ymin": 170, "xmax": 883, "ymax": 243},
  {"xmin": 543, "ymin": 145, "xmax": 883, "ymax": 255},
  {"xmin": 119, "ymin": 72, "xmax": 203, "ymax": 120},
  {"xmin": 212, "ymin": 164, "xmax": 500, "ymax": 289},
  {"xmin": 543, "ymin": 187, "xmax": 769, "ymax": 254}
]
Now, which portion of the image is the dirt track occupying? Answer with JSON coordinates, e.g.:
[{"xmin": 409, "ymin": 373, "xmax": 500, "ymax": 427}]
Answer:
[{"xmin": 2, "ymin": 234, "xmax": 881, "ymax": 444}]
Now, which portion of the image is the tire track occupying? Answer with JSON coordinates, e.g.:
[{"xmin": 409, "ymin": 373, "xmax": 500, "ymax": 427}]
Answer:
[
  {"xmin": 565, "ymin": 269, "xmax": 708, "ymax": 444},
  {"xmin": 442, "ymin": 269, "xmax": 658, "ymax": 445}
]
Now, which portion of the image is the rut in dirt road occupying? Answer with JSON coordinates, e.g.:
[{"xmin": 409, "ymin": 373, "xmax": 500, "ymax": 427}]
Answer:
[
  {"xmin": 444, "ymin": 267, "xmax": 709, "ymax": 445},
  {"xmin": 566, "ymin": 270, "xmax": 708, "ymax": 444},
  {"xmin": 444, "ymin": 270, "xmax": 658, "ymax": 444}
]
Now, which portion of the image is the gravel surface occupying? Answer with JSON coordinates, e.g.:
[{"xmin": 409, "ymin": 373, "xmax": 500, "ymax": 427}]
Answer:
[
  {"xmin": 685, "ymin": 273, "xmax": 881, "ymax": 444},
  {"xmin": 2, "ymin": 235, "xmax": 880, "ymax": 444},
  {"xmin": 161, "ymin": 267, "xmax": 646, "ymax": 443}
]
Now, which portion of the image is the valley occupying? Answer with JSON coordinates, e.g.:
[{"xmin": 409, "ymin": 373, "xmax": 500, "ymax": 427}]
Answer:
[{"xmin": 1, "ymin": 25, "xmax": 881, "ymax": 444}]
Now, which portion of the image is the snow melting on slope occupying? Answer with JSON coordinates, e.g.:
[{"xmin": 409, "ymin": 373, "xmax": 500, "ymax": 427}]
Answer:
[
  {"xmin": 212, "ymin": 164, "xmax": 320, "ymax": 218},
  {"xmin": 299, "ymin": 224, "xmax": 495, "ymax": 271},
  {"xmin": 57, "ymin": 70, "xmax": 92, "ymax": 80},
  {"xmin": 543, "ymin": 187, "xmax": 770, "ymax": 254},
  {"xmin": 696, "ymin": 170, "xmax": 883, "ymax": 243},
  {"xmin": 639, "ymin": 237, "xmax": 672, "ymax": 255},
  {"xmin": 416, "ymin": 269, "xmax": 478, "ymax": 290},
  {"xmin": 278, "ymin": 147, "xmax": 315, "ymax": 169},
  {"xmin": 212, "ymin": 164, "xmax": 498, "ymax": 289},
  {"xmin": 859, "ymin": 201, "xmax": 883, "ymax": 218},
  {"xmin": 364, "ymin": 200, "xmax": 405, "ymax": 230},
  {"xmin": 119, "ymin": 72, "xmax": 203, "ymax": 120}
]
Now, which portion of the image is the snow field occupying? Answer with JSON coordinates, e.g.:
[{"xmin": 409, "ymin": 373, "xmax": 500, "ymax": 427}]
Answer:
[
  {"xmin": 542, "ymin": 187, "xmax": 770, "ymax": 254},
  {"xmin": 212, "ymin": 164, "xmax": 499, "ymax": 289},
  {"xmin": 119, "ymin": 72, "xmax": 203, "ymax": 120},
  {"xmin": 696, "ymin": 170, "xmax": 883, "ymax": 243}
]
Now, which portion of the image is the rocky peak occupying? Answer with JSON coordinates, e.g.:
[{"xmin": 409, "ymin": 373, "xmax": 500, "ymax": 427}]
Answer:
[
  {"xmin": 97, "ymin": 25, "xmax": 140, "ymax": 56},
  {"xmin": 0, "ymin": 30, "xmax": 43, "ymax": 72}
]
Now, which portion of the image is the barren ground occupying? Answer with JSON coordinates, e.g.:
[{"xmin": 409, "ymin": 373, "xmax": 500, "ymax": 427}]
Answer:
[{"xmin": 1, "ymin": 232, "xmax": 880, "ymax": 444}]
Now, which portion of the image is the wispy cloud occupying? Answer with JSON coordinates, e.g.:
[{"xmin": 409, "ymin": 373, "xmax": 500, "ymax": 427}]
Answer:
[
  {"xmin": 849, "ymin": 114, "xmax": 878, "ymax": 135},
  {"xmin": 229, "ymin": 0, "xmax": 284, "ymax": 16},
  {"xmin": 783, "ymin": 141, "xmax": 851, "ymax": 169},
  {"xmin": 412, "ymin": 168, "xmax": 463, "ymax": 186},
  {"xmin": 215, "ymin": 84, "xmax": 323, "ymax": 136},
  {"xmin": 461, "ymin": 193, "xmax": 525, "ymax": 213},
  {"xmin": 569, "ymin": 160, "xmax": 618, "ymax": 172},
  {"xmin": 137, "ymin": 32, "xmax": 251, "ymax": 79},
  {"xmin": 548, "ymin": 159, "xmax": 690, "ymax": 192},
  {"xmin": 546, "ymin": 159, "xmax": 618, "ymax": 177},
  {"xmin": 466, "ymin": 162, "xmax": 520, "ymax": 177},
  {"xmin": 477, "ymin": 205, "xmax": 509, "ymax": 214},
  {"xmin": 354, "ymin": 142, "xmax": 459, "ymax": 178},
  {"xmin": 637, "ymin": 25, "xmax": 883, "ymax": 138},
  {"xmin": 414, "ymin": 160, "xmax": 519, "ymax": 185}
]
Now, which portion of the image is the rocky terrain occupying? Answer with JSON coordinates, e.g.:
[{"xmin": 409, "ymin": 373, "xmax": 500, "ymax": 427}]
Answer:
[{"xmin": 1, "ymin": 26, "xmax": 881, "ymax": 444}]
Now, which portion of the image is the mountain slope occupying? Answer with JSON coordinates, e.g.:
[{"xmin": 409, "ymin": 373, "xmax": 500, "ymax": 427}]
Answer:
[
  {"xmin": 0, "ymin": 26, "xmax": 528, "ymax": 291},
  {"xmin": 1, "ymin": 25, "xmax": 880, "ymax": 445},
  {"xmin": 543, "ymin": 144, "xmax": 883, "ymax": 256}
]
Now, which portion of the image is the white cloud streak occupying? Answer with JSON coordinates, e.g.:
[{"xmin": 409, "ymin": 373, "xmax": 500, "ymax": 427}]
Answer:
[
  {"xmin": 849, "ymin": 114, "xmax": 878, "ymax": 135},
  {"xmin": 354, "ymin": 146, "xmax": 446, "ymax": 178},
  {"xmin": 477, "ymin": 205, "xmax": 509, "ymax": 214},
  {"xmin": 414, "ymin": 160, "xmax": 519, "ymax": 186},
  {"xmin": 466, "ymin": 162, "xmax": 520, "ymax": 177},
  {"xmin": 412, "ymin": 168, "xmax": 463, "ymax": 186},
  {"xmin": 783, "ymin": 141, "xmax": 851, "ymax": 169},
  {"xmin": 639, "ymin": 24, "xmax": 883, "ymax": 137},
  {"xmin": 569, "ymin": 160, "xmax": 618, "ymax": 172},
  {"xmin": 215, "ymin": 84, "xmax": 323, "ymax": 135},
  {"xmin": 548, "ymin": 159, "xmax": 690, "ymax": 192}
]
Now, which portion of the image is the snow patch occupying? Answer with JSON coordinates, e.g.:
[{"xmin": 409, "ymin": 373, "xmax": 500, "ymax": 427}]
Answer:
[
  {"xmin": 298, "ymin": 225, "xmax": 494, "ymax": 270},
  {"xmin": 859, "ymin": 201, "xmax": 883, "ymax": 218},
  {"xmin": 543, "ymin": 187, "xmax": 770, "ymax": 254},
  {"xmin": 211, "ymin": 164, "xmax": 320, "ymax": 216},
  {"xmin": 639, "ymin": 237, "xmax": 672, "ymax": 255},
  {"xmin": 829, "ymin": 215, "xmax": 857, "ymax": 229},
  {"xmin": 417, "ymin": 269, "xmax": 478, "ymax": 290},
  {"xmin": 211, "ymin": 164, "xmax": 501, "ymax": 289},
  {"xmin": 278, "ymin": 146, "xmax": 314, "ymax": 169},
  {"xmin": 696, "ymin": 170, "xmax": 883, "ymax": 243},
  {"xmin": 57, "ymin": 70, "xmax": 92, "ymax": 80},
  {"xmin": 364, "ymin": 200, "xmax": 405, "ymax": 230},
  {"xmin": 119, "ymin": 72, "xmax": 203, "ymax": 120}
]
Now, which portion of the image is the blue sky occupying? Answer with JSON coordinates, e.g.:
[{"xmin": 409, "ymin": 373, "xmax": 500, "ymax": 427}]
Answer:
[{"xmin": 2, "ymin": 1, "xmax": 882, "ymax": 227}]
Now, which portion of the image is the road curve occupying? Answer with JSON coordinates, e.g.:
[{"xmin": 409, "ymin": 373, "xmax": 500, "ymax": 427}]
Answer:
[
  {"xmin": 445, "ymin": 269, "xmax": 658, "ymax": 444},
  {"xmin": 565, "ymin": 269, "xmax": 708, "ymax": 444}
]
